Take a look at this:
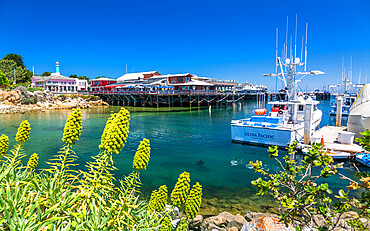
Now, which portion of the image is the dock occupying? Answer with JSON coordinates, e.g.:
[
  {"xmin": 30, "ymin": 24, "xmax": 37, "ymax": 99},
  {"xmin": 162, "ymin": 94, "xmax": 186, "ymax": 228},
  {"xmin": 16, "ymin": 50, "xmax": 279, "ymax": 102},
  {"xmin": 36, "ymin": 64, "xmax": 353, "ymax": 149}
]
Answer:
[
  {"xmin": 93, "ymin": 91, "xmax": 268, "ymax": 107},
  {"xmin": 309, "ymin": 126, "xmax": 363, "ymax": 154}
]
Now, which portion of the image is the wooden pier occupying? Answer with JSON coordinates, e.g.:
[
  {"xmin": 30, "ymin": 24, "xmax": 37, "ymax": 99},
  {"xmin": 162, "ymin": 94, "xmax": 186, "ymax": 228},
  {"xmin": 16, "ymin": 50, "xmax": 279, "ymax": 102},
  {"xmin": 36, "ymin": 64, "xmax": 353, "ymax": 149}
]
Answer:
[
  {"xmin": 93, "ymin": 90, "xmax": 267, "ymax": 107},
  {"xmin": 307, "ymin": 126, "xmax": 363, "ymax": 154}
]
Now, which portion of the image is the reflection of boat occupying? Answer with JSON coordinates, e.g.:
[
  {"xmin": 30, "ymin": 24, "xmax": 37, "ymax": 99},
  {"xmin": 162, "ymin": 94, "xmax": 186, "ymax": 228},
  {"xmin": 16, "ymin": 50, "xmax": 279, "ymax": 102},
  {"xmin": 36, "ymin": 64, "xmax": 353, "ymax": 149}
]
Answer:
[
  {"xmin": 348, "ymin": 84, "xmax": 370, "ymax": 138},
  {"xmin": 231, "ymin": 20, "xmax": 324, "ymax": 147},
  {"xmin": 329, "ymin": 95, "xmax": 356, "ymax": 117},
  {"xmin": 302, "ymin": 148, "xmax": 351, "ymax": 160},
  {"xmin": 356, "ymin": 153, "xmax": 370, "ymax": 167}
]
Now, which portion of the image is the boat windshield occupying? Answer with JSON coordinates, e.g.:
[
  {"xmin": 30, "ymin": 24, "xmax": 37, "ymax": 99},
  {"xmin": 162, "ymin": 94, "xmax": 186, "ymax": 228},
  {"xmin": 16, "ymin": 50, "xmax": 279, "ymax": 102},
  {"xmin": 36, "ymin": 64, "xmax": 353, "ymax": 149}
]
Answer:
[{"xmin": 272, "ymin": 104, "xmax": 287, "ymax": 110}]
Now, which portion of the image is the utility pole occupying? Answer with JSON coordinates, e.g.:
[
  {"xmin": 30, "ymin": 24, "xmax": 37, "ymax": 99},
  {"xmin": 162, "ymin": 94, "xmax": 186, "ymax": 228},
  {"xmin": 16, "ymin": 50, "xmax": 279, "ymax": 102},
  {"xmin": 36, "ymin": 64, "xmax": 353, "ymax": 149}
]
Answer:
[{"xmin": 13, "ymin": 69, "xmax": 16, "ymax": 85}]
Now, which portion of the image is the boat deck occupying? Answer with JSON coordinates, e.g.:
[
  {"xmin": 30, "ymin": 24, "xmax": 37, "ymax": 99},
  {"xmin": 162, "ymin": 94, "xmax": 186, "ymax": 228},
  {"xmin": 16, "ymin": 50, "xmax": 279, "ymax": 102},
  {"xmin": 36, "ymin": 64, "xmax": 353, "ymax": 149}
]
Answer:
[{"xmin": 311, "ymin": 126, "xmax": 363, "ymax": 154}]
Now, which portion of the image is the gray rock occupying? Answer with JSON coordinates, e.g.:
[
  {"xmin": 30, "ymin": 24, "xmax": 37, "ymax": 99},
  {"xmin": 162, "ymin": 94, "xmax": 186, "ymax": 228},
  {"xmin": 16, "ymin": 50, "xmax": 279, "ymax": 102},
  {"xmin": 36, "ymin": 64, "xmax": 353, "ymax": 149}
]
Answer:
[
  {"xmin": 218, "ymin": 211, "xmax": 235, "ymax": 223},
  {"xmin": 171, "ymin": 218, "xmax": 181, "ymax": 227},
  {"xmin": 165, "ymin": 205, "xmax": 179, "ymax": 219},
  {"xmin": 227, "ymin": 214, "xmax": 246, "ymax": 230},
  {"xmin": 189, "ymin": 215, "xmax": 203, "ymax": 228}
]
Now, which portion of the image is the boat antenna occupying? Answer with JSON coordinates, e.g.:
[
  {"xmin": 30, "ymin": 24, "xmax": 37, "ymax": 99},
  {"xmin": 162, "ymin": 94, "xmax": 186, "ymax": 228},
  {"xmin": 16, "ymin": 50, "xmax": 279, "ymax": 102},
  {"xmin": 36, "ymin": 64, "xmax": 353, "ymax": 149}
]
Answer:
[
  {"xmin": 359, "ymin": 68, "xmax": 361, "ymax": 84},
  {"xmin": 342, "ymin": 58, "xmax": 344, "ymax": 82},
  {"xmin": 304, "ymin": 22, "xmax": 308, "ymax": 71},
  {"xmin": 285, "ymin": 16, "xmax": 289, "ymax": 60},
  {"xmin": 300, "ymin": 35, "xmax": 304, "ymax": 62},
  {"xmin": 366, "ymin": 70, "xmax": 368, "ymax": 84},
  {"xmin": 294, "ymin": 14, "xmax": 297, "ymax": 60},
  {"xmin": 276, "ymin": 27, "xmax": 278, "ymax": 73},
  {"xmin": 276, "ymin": 27, "xmax": 279, "ymax": 98},
  {"xmin": 126, "ymin": 64, "xmax": 127, "ymax": 74},
  {"xmin": 290, "ymin": 35, "xmax": 293, "ymax": 60},
  {"xmin": 350, "ymin": 56, "xmax": 353, "ymax": 83}
]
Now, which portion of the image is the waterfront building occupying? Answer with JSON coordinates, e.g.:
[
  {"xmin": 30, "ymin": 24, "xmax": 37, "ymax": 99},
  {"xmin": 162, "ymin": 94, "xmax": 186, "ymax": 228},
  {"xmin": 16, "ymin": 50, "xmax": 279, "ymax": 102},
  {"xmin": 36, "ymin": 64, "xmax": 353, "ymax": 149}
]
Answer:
[
  {"xmin": 117, "ymin": 71, "xmax": 161, "ymax": 82},
  {"xmin": 73, "ymin": 78, "xmax": 88, "ymax": 91},
  {"xmin": 89, "ymin": 77, "xmax": 117, "ymax": 93},
  {"xmin": 31, "ymin": 62, "xmax": 78, "ymax": 93}
]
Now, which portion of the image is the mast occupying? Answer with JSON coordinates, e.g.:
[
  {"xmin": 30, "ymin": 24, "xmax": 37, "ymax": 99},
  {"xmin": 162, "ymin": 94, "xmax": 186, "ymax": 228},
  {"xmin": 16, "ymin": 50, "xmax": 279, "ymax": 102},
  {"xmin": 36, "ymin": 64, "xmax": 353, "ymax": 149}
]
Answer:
[
  {"xmin": 304, "ymin": 23, "xmax": 308, "ymax": 71},
  {"xmin": 276, "ymin": 28, "xmax": 279, "ymax": 98},
  {"xmin": 294, "ymin": 14, "xmax": 297, "ymax": 60}
]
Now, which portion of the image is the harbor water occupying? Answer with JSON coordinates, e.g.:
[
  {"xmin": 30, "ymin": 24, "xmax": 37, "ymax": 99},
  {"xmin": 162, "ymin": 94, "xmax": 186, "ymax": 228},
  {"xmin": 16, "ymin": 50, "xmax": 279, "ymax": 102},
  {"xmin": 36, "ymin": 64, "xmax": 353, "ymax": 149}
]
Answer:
[{"xmin": 0, "ymin": 99, "xmax": 360, "ymax": 215}]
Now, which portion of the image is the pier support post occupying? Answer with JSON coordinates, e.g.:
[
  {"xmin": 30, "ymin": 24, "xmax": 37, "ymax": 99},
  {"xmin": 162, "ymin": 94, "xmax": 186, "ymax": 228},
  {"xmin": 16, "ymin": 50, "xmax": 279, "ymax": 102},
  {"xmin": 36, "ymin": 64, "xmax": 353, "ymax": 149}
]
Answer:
[
  {"xmin": 303, "ymin": 98, "xmax": 314, "ymax": 144},
  {"xmin": 336, "ymin": 96, "xmax": 343, "ymax": 127}
]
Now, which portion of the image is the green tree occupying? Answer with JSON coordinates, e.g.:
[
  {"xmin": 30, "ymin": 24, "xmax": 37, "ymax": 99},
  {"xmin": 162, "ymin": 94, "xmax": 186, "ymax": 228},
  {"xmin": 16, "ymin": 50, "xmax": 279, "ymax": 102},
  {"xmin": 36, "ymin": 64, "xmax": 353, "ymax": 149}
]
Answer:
[
  {"xmin": 0, "ymin": 71, "xmax": 9, "ymax": 86},
  {"xmin": 2, "ymin": 53, "xmax": 25, "ymax": 69},
  {"xmin": 41, "ymin": 72, "xmax": 52, "ymax": 76},
  {"xmin": 0, "ymin": 59, "xmax": 29, "ymax": 84},
  {"xmin": 69, "ymin": 74, "xmax": 89, "ymax": 80}
]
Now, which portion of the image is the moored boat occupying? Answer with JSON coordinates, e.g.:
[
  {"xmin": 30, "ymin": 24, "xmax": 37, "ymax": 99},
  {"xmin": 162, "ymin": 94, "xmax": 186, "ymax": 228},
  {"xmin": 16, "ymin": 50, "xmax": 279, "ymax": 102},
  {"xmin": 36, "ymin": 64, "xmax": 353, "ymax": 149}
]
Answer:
[
  {"xmin": 356, "ymin": 152, "xmax": 370, "ymax": 167},
  {"xmin": 231, "ymin": 20, "xmax": 324, "ymax": 147}
]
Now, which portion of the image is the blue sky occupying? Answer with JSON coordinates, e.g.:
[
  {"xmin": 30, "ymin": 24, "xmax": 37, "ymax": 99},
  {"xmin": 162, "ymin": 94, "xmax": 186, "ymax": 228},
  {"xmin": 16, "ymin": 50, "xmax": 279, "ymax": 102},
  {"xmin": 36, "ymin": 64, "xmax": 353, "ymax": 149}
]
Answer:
[{"xmin": 0, "ymin": 0, "xmax": 369, "ymax": 90}]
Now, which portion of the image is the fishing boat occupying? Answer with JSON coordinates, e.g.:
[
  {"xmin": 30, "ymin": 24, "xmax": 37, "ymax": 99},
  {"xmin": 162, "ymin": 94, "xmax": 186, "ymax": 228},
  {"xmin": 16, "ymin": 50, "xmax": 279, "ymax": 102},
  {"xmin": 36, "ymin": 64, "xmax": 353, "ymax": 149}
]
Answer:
[
  {"xmin": 356, "ymin": 152, "xmax": 370, "ymax": 167},
  {"xmin": 329, "ymin": 95, "xmax": 356, "ymax": 117},
  {"xmin": 231, "ymin": 19, "xmax": 325, "ymax": 147}
]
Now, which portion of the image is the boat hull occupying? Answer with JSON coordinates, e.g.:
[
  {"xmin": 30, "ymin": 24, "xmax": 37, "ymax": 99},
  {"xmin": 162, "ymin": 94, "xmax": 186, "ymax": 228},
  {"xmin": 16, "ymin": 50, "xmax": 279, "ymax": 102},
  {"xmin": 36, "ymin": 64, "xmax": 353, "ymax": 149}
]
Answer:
[{"xmin": 231, "ymin": 125, "xmax": 300, "ymax": 147}]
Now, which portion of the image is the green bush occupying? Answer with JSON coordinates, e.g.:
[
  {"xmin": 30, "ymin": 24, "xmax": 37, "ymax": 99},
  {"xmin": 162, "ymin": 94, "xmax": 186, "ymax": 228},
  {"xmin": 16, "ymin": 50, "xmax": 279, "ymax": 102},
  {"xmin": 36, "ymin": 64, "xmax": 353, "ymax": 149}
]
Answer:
[
  {"xmin": 0, "ymin": 108, "xmax": 202, "ymax": 230},
  {"xmin": 251, "ymin": 139, "xmax": 370, "ymax": 230},
  {"xmin": 27, "ymin": 87, "xmax": 44, "ymax": 93}
]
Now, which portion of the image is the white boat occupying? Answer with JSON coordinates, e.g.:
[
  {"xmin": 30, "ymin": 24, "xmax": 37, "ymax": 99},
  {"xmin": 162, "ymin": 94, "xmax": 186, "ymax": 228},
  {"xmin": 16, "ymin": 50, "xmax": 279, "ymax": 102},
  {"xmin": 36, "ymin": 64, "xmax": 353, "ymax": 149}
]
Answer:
[
  {"xmin": 348, "ymin": 84, "xmax": 370, "ymax": 138},
  {"xmin": 302, "ymin": 148, "xmax": 352, "ymax": 160},
  {"xmin": 231, "ymin": 20, "xmax": 324, "ymax": 147},
  {"xmin": 356, "ymin": 152, "xmax": 370, "ymax": 167},
  {"xmin": 231, "ymin": 98, "xmax": 322, "ymax": 147},
  {"xmin": 329, "ymin": 95, "xmax": 356, "ymax": 117}
]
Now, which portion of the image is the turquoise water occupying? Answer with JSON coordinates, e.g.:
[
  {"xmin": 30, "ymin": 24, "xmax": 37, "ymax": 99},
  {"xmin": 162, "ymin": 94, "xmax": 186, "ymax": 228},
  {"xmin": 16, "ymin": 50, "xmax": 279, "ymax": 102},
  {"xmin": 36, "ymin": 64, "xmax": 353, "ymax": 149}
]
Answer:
[{"xmin": 0, "ymin": 100, "xmax": 361, "ymax": 214}]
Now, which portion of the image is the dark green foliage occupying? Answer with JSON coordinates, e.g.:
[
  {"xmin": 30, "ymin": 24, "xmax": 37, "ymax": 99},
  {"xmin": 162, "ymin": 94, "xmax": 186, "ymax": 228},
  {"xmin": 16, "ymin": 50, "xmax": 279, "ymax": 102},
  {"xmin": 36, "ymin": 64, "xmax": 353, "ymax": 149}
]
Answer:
[
  {"xmin": 27, "ymin": 87, "xmax": 44, "ymax": 92},
  {"xmin": 2, "ymin": 54, "xmax": 25, "ymax": 69},
  {"xmin": 69, "ymin": 74, "xmax": 89, "ymax": 80},
  {"xmin": 0, "ymin": 54, "xmax": 33, "ymax": 84},
  {"xmin": 41, "ymin": 72, "xmax": 52, "ymax": 76}
]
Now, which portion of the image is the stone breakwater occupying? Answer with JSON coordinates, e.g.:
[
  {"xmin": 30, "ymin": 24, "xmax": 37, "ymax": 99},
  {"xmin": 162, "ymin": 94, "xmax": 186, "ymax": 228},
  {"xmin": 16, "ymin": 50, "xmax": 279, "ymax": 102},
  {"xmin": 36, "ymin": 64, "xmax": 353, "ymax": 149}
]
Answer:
[
  {"xmin": 182, "ymin": 210, "xmax": 369, "ymax": 231},
  {"xmin": 0, "ymin": 87, "xmax": 108, "ymax": 114}
]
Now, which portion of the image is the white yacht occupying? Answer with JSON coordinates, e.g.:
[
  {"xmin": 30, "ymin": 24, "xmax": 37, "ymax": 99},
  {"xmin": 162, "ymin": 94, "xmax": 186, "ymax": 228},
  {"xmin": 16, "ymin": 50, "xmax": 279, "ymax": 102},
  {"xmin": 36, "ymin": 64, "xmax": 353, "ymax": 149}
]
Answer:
[{"xmin": 231, "ymin": 20, "xmax": 324, "ymax": 147}]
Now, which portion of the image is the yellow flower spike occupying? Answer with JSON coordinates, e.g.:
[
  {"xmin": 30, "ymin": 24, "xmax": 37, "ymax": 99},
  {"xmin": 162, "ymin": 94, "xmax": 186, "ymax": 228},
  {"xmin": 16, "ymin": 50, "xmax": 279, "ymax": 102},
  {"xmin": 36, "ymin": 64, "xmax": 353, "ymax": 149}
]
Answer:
[
  {"xmin": 176, "ymin": 217, "xmax": 189, "ymax": 231},
  {"xmin": 133, "ymin": 138, "xmax": 151, "ymax": 170},
  {"xmin": 159, "ymin": 215, "xmax": 172, "ymax": 231},
  {"xmin": 62, "ymin": 109, "xmax": 82, "ymax": 145},
  {"xmin": 184, "ymin": 182, "xmax": 202, "ymax": 220},
  {"xmin": 148, "ymin": 189, "xmax": 158, "ymax": 211},
  {"xmin": 27, "ymin": 153, "xmax": 39, "ymax": 170},
  {"xmin": 171, "ymin": 171, "xmax": 191, "ymax": 208},
  {"xmin": 15, "ymin": 120, "xmax": 31, "ymax": 144},
  {"xmin": 148, "ymin": 185, "xmax": 168, "ymax": 212},
  {"xmin": 99, "ymin": 108, "xmax": 130, "ymax": 154},
  {"xmin": 0, "ymin": 134, "xmax": 9, "ymax": 157}
]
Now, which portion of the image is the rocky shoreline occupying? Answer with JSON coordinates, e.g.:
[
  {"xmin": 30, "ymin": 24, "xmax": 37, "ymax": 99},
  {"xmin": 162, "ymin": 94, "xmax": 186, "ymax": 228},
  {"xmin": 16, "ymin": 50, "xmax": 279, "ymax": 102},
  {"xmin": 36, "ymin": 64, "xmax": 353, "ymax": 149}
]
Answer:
[
  {"xmin": 0, "ymin": 87, "xmax": 108, "ymax": 114},
  {"xmin": 184, "ymin": 210, "xmax": 369, "ymax": 231}
]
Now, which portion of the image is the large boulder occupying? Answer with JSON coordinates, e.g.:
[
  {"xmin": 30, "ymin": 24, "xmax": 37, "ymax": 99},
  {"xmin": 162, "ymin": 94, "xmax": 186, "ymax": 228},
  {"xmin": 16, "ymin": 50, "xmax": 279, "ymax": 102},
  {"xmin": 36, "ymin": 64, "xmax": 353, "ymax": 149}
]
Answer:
[{"xmin": 0, "ymin": 90, "xmax": 22, "ymax": 104}]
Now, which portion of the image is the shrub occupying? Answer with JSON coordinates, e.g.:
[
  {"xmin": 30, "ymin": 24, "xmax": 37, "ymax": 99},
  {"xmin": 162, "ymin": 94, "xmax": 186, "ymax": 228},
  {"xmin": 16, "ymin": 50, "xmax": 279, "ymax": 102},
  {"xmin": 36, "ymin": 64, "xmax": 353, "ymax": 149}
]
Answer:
[
  {"xmin": 251, "ymin": 139, "xmax": 370, "ymax": 230},
  {"xmin": 27, "ymin": 87, "xmax": 44, "ymax": 93},
  {"xmin": 0, "ymin": 107, "xmax": 202, "ymax": 230}
]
